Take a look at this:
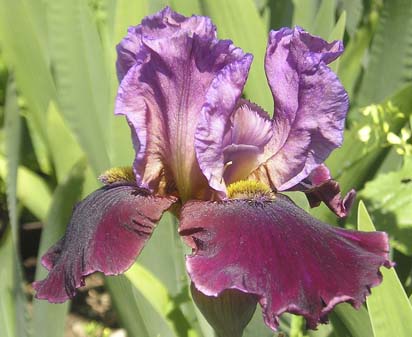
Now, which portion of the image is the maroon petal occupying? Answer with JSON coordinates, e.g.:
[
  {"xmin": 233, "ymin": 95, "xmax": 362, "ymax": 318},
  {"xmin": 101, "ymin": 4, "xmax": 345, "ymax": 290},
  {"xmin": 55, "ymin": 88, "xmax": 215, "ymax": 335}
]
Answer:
[
  {"xmin": 179, "ymin": 194, "xmax": 391, "ymax": 330},
  {"xmin": 33, "ymin": 184, "xmax": 176, "ymax": 303},
  {"xmin": 251, "ymin": 27, "xmax": 349, "ymax": 191},
  {"xmin": 295, "ymin": 165, "xmax": 356, "ymax": 218}
]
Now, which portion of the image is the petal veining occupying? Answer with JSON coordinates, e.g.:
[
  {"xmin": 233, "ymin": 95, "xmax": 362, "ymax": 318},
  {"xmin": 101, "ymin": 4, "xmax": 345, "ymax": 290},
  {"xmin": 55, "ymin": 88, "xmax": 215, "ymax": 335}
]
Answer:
[
  {"xmin": 179, "ymin": 194, "xmax": 391, "ymax": 330},
  {"xmin": 33, "ymin": 184, "xmax": 176, "ymax": 302}
]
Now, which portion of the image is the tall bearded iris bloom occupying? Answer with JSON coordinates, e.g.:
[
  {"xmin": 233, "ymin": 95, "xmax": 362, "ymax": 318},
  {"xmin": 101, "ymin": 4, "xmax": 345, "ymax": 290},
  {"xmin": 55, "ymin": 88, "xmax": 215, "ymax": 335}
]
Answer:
[{"xmin": 33, "ymin": 7, "xmax": 392, "ymax": 332}]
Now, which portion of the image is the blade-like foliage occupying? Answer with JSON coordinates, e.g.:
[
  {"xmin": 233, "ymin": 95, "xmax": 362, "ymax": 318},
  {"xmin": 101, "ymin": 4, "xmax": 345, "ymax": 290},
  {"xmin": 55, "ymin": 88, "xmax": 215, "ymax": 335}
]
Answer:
[
  {"xmin": 358, "ymin": 202, "xmax": 412, "ymax": 337},
  {"xmin": 47, "ymin": 0, "xmax": 111, "ymax": 174},
  {"xmin": 357, "ymin": 0, "xmax": 412, "ymax": 105}
]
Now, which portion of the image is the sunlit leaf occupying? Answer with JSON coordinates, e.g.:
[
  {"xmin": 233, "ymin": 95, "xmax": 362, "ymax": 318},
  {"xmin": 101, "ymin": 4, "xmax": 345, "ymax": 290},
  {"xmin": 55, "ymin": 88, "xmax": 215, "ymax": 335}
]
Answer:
[
  {"xmin": 360, "ymin": 157, "xmax": 412, "ymax": 255},
  {"xmin": 329, "ymin": 303, "xmax": 373, "ymax": 337},
  {"xmin": 357, "ymin": 0, "xmax": 412, "ymax": 105},
  {"xmin": 292, "ymin": 0, "xmax": 320, "ymax": 30},
  {"xmin": 312, "ymin": 0, "xmax": 336, "ymax": 39},
  {"xmin": 0, "ymin": 157, "xmax": 52, "ymax": 221},
  {"xmin": 46, "ymin": 102, "xmax": 84, "ymax": 183},
  {"xmin": 358, "ymin": 201, "xmax": 412, "ymax": 337},
  {"xmin": 0, "ymin": 0, "xmax": 56, "ymax": 154},
  {"xmin": 47, "ymin": 0, "xmax": 111, "ymax": 174}
]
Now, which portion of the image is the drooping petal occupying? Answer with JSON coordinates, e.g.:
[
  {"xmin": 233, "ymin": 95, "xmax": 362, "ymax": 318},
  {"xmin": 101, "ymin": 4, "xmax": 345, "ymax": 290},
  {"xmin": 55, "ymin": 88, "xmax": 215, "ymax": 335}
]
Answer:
[
  {"xmin": 33, "ymin": 184, "xmax": 176, "ymax": 303},
  {"xmin": 196, "ymin": 99, "xmax": 272, "ymax": 196},
  {"xmin": 294, "ymin": 164, "xmax": 356, "ymax": 218},
  {"xmin": 115, "ymin": 8, "xmax": 252, "ymax": 200},
  {"xmin": 251, "ymin": 27, "xmax": 349, "ymax": 191},
  {"xmin": 179, "ymin": 194, "xmax": 391, "ymax": 330}
]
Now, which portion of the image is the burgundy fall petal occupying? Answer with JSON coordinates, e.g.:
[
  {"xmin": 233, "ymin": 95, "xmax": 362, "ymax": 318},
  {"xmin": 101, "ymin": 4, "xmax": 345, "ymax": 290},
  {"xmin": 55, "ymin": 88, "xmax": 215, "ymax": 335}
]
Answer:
[
  {"xmin": 115, "ymin": 7, "xmax": 251, "ymax": 199},
  {"xmin": 33, "ymin": 184, "xmax": 176, "ymax": 303},
  {"xmin": 251, "ymin": 27, "xmax": 349, "ymax": 191},
  {"xmin": 295, "ymin": 165, "xmax": 356, "ymax": 218},
  {"xmin": 179, "ymin": 194, "xmax": 391, "ymax": 330}
]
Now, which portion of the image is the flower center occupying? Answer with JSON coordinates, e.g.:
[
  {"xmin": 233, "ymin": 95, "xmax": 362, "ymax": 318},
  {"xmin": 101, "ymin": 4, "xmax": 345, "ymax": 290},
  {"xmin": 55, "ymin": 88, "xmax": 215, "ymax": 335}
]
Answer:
[{"xmin": 227, "ymin": 180, "xmax": 273, "ymax": 199}]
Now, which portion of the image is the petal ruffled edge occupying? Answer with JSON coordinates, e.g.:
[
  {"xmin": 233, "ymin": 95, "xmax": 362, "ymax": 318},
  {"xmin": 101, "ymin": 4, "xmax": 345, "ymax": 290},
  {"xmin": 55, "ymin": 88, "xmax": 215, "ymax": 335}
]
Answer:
[{"xmin": 179, "ymin": 194, "xmax": 391, "ymax": 330}]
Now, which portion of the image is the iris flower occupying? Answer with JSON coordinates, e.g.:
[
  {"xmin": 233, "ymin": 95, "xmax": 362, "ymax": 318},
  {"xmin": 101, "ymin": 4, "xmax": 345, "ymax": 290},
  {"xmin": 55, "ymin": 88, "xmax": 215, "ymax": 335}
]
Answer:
[{"xmin": 33, "ymin": 7, "xmax": 391, "ymax": 331}]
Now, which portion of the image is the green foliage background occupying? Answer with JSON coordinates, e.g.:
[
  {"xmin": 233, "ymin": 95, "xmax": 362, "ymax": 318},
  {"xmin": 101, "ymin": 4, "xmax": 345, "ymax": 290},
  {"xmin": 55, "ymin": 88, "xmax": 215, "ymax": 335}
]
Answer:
[{"xmin": 0, "ymin": 0, "xmax": 412, "ymax": 336}]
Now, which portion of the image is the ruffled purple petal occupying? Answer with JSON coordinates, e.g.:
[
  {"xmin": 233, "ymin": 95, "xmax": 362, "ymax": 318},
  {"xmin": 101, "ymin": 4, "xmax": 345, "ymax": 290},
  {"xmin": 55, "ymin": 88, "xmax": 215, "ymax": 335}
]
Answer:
[
  {"xmin": 33, "ymin": 184, "xmax": 176, "ymax": 303},
  {"xmin": 115, "ymin": 8, "xmax": 251, "ymax": 200},
  {"xmin": 179, "ymin": 194, "xmax": 391, "ymax": 330},
  {"xmin": 294, "ymin": 165, "xmax": 356, "ymax": 218},
  {"xmin": 251, "ymin": 27, "xmax": 349, "ymax": 191},
  {"xmin": 116, "ymin": 7, "xmax": 216, "ymax": 81}
]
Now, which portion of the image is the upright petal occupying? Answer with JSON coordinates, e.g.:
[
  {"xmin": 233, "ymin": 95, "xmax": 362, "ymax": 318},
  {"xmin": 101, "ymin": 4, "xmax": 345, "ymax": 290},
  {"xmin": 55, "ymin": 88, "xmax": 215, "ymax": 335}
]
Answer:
[
  {"xmin": 179, "ymin": 194, "xmax": 391, "ymax": 330},
  {"xmin": 116, "ymin": 7, "xmax": 216, "ymax": 81},
  {"xmin": 33, "ymin": 184, "xmax": 176, "ymax": 302},
  {"xmin": 251, "ymin": 27, "xmax": 349, "ymax": 191},
  {"xmin": 196, "ymin": 99, "xmax": 272, "ymax": 196},
  {"xmin": 115, "ymin": 8, "xmax": 251, "ymax": 200}
]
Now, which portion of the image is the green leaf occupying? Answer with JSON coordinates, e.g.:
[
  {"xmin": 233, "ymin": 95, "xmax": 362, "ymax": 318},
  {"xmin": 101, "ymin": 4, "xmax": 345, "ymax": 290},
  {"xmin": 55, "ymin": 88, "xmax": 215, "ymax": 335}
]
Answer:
[
  {"xmin": 4, "ymin": 78, "xmax": 21, "ymax": 245},
  {"xmin": 338, "ymin": 24, "xmax": 375, "ymax": 99},
  {"xmin": 47, "ymin": 0, "xmax": 111, "ymax": 174},
  {"xmin": 358, "ymin": 201, "xmax": 412, "ymax": 337},
  {"xmin": 337, "ymin": 0, "xmax": 363, "ymax": 36},
  {"xmin": 0, "ymin": 0, "xmax": 56, "ymax": 154},
  {"xmin": 170, "ymin": 0, "xmax": 202, "ymax": 16},
  {"xmin": 315, "ymin": 84, "xmax": 412, "ymax": 224},
  {"xmin": 125, "ymin": 263, "xmax": 197, "ymax": 337},
  {"xmin": 0, "ymin": 229, "xmax": 16, "ymax": 337},
  {"xmin": 3, "ymin": 77, "xmax": 28, "ymax": 337},
  {"xmin": 357, "ymin": 0, "xmax": 412, "ymax": 105},
  {"xmin": 292, "ymin": 0, "xmax": 320, "ymax": 30},
  {"xmin": 329, "ymin": 303, "xmax": 373, "ymax": 337},
  {"xmin": 32, "ymin": 160, "xmax": 87, "ymax": 337},
  {"xmin": 312, "ymin": 0, "xmax": 336, "ymax": 39},
  {"xmin": 268, "ymin": 0, "xmax": 293, "ymax": 30},
  {"xmin": 360, "ymin": 158, "xmax": 412, "ymax": 254},
  {"xmin": 328, "ymin": 10, "xmax": 346, "ymax": 73},
  {"xmin": 107, "ymin": 275, "xmax": 178, "ymax": 337},
  {"xmin": 46, "ymin": 102, "xmax": 84, "ymax": 183},
  {"xmin": 0, "ymin": 157, "xmax": 52, "ymax": 221},
  {"xmin": 201, "ymin": 0, "xmax": 273, "ymax": 113}
]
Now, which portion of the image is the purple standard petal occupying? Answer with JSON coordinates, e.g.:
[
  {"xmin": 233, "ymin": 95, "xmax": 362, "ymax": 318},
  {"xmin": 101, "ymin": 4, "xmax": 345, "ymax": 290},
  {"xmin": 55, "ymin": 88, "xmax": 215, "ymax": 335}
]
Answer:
[
  {"xmin": 196, "ymin": 99, "xmax": 272, "ymax": 196},
  {"xmin": 33, "ymin": 184, "xmax": 176, "ymax": 303},
  {"xmin": 251, "ymin": 27, "xmax": 349, "ymax": 191},
  {"xmin": 115, "ymin": 8, "xmax": 251, "ymax": 200},
  {"xmin": 294, "ymin": 164, "xmax": 356, "ymax": 218},
  {"xmin": 179, "ymin": 194, "xmax": 391, "ymax": 330}
]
